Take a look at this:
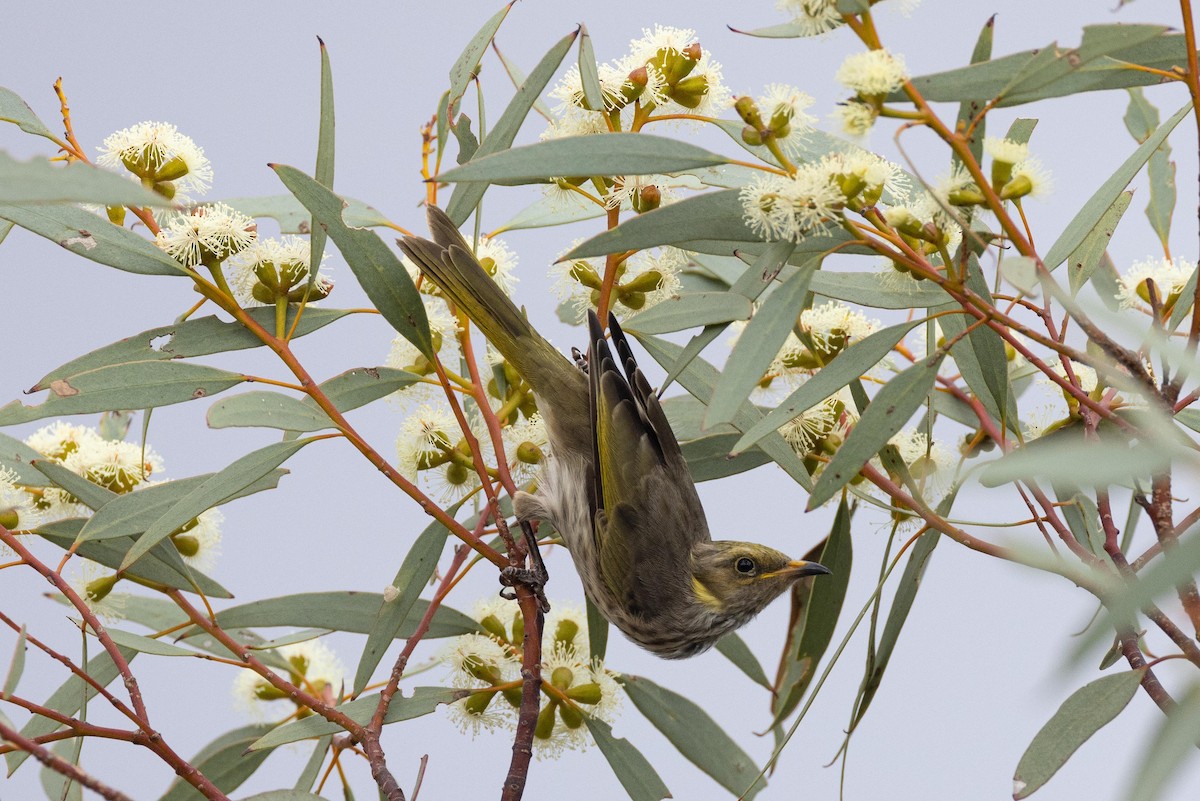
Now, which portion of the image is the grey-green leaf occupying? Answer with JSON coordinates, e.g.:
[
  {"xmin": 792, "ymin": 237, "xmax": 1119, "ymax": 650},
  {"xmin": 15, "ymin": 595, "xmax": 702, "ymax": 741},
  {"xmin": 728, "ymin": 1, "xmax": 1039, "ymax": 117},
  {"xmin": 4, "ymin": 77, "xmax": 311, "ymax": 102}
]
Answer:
[
  {"xmin": 624, "ymin": 292, "xmax": 752, "ymax": 335},
  {"xmin": 119, "ymin": 439, "xmax": 314, "ymax": 571},
  {"xmin": 715, "ymin": 633, "xmax": 770, "ymax": 690},
  {"xmin": 100, "ymin": 628, "xmax": 195, "ymax": 658},
  {"xmin": 303, "ymin": 366, "xmax": 420, "ymax": 415},
  {"xmin": 0, "ymin": 203, "xmax": 187, "ymax": 276},
  {"xmin": 34, "ymin": 309, "xmax": 351, "ymax": 388},
  {"xmin": 979, "ymin": 437, "xmax": 1174, "ymax": 489},
  {"xmin": 773, "ymin": 500, "xmax": 853, "ymax": 721},
  {"xmin": 448, "ymin": 3, "xmax": 512, "ymax": 111},
  {"xmin": 0, "ymin": 432, "xmax": 52, "ymax": 487},
  {"xmin": 272, "ymin": 164, "xmax": 432, "ymax": 357},
  {"xmin": 733, "ymin": 319, "xmax": 924, "ymax": 454},
  {"xmin": 0, "ymin": 86, "xmax": 58, "ymax": 142},
  {"xmin": 183, "ymin": 591, "xmax": 478, "ymax": 640},
  {"xmin": 578, "ymin": 24, "xmax": 605, "ymax": 112},
  {"xmin": 353, "ymin": 512, "xmax": 452, "ymax": 695},
  {"xmin": 1125, "ymin": 684, "xmax": 1200, "ymax": 801},
  {"xmin": 0, "ymin": 361, "xmax": 246, "ymax": 426},
  {"xmin": 160, "ymin": 724, "xmax": 277, "ymax": 801},
  {"xmin": 34, "ymin": 459, "xmax": 118, "ymax": 511},
  {"xmin": 1013, "ymin": 669, "xmax": 1144, "ymax": 799},
  {"xmin": 1044, "ymin": 101, "xmax": 1190, "ymax": 270},
  {"xmin": 680, "ymin": 433, "xmax": 770, "ymax": 481},
  {"xmin": 810, "ymin": 271, "xmax": 949, "ymax": 309},
  {"xmin": 249, "ymin": 687, "xmax": 467, "ymax": 750},
  {"xmin": 2, "ymin": 625, "xmax": 25, "ymax": 699},
  {"xmin": 224, "ymin": 195, "xmax": 387, "ymax": 232},
  {"xmin": 309, "ymin": 36, "xmax": 335, "ymax": 283},
  {"xmin": 440, "ymin": 133, "xmax": 728, "ymax": 184},
  {"xmin": 705, "ymin": 259, "xmax": 817, "ymax": 429},
  {"xmin": 1067, "ymin": 191, "xmax": 1132, "ymax": 295},
  {"xmin": 207, "ymin": 392, "xmax": 335, "ymax": 432},
  {"xmin": 621, "ymin": 675, "xmax": 765, "ymax": 799},
  {"xmin": 0, "ymin": 152, "xmax": 169, "ymax": 206},
  {"xmin": 445, "ymin": 28, "xmax": 577, "ymax": 224},
  {"xmin": 584, "ymin": 717, "xmax": 672, "ymax": 801},
  {"xmin": 808, "ymin": 353, "xmax": 946, "ymax": 509}
]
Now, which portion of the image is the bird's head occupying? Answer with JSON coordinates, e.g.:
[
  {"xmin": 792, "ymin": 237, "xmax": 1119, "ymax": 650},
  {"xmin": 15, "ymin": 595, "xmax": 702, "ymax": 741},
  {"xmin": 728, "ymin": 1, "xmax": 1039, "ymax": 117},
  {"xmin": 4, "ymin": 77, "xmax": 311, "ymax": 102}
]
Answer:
[{"xmin": 690, "ymin": 541, "xmax": 831, "ymax": 624}]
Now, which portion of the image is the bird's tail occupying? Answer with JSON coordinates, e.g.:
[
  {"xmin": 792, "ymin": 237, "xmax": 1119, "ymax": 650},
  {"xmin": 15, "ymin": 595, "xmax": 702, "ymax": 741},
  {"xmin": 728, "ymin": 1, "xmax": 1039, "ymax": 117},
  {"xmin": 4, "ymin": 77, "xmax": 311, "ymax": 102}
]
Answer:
[{"xmin": 397, "ymin": 207, "xmax": 588, "ymax": 451}]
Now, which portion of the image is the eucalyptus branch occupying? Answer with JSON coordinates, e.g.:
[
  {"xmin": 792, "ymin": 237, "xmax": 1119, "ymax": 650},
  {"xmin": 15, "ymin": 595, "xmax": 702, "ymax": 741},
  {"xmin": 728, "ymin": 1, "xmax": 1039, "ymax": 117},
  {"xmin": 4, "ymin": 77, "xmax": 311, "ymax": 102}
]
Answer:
[{"xmin": 0, "ymin": 719, "xmax": 139, "ymax": 801}]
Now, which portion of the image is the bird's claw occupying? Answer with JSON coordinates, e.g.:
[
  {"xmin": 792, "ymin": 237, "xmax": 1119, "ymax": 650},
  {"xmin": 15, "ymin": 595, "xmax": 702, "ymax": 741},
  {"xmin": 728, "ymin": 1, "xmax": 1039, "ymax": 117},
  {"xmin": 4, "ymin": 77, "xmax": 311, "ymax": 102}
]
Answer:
[
  {"xmin": 499, "ymin": 565, "xmax": 551, "ymax": 613},
  {"xmin": 571, "ymin": 347, "xmax": 589, "ymax": 373}
]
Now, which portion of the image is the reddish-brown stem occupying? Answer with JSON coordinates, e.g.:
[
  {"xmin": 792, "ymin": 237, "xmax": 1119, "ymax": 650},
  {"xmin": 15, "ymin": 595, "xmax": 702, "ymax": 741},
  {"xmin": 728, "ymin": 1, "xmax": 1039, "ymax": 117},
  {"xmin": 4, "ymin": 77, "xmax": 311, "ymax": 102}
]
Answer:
[
  {"xmin": 596, "ymin": 207, "xmax": 622, "ymax": 321},
  {"xmin": 1145, "ymin": 473, "xmax": 1200, "ymax": 636},
  {"xmin": 1119, "ymin": 632, "xmax": 1175, "ymax": 714},
  {"xmin": 0, "ymin": 719, "xmax": 139, "ymax": 801},
  {"xmin": 500, "ymin": 587, "xmax": 544, "ymax": 801},
  {"xmin": 0, "ymin": 527, "xmax": 150, "ymax": 723}
]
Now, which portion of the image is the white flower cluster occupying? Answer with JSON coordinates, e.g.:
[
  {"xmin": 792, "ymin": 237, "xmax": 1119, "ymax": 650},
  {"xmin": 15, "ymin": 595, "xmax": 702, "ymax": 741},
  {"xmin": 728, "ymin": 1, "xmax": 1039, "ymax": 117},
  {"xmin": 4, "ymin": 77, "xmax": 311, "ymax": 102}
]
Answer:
[
  {"xmin": 553, "ymin": 246, "xmax": 686, "ymax": 323},
  {"xmin": 233, "ymin": 640, "xmax": 345, "ymax": 717},
  {"xmin": 97, "ymin": 121, "xmax": 213, "ymax": 198},
  {"xmin": 155, "ymin": 202, "xmax": 257, "ymax": 268},
  {"xmin": 441, "ymin": 600, "xmax": 621, "ymax": 758},
  {"xmin": 227, "ymin": 236, "xmax": 334, "ymax": 308}
]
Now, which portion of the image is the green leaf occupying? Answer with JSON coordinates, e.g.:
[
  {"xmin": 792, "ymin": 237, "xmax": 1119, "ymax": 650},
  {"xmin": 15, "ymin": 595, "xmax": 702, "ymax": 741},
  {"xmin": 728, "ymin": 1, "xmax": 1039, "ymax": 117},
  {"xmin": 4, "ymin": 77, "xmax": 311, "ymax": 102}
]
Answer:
[
  {"xmin": 224, "ymin": 195, "xmax": 387, "ymax": 232},
  {"xmin": 120, "ymin": 439, "xmax": 314, "ymax": 571},
  {"xmin": 714, "ymin": 633, "xmax": 770, "ymax": 690},
  {"xmin": 302, "ymin": 367, "xmax": 420, "ymax": 415},
  {"xmin": 1126, "ymin": 684, "xmax": 1200, "ymax": 801},
  {"xmin": 894, "ymin": 25, "xmax": 1177, "ymax": 107},
  {"xmin": 1, "ymin": 625, "xmax": 25, "ymax": 699},
  {"xmin": 99, "ymin": 627, "xmax": 195, "ymax": 657},
  {"xmin": 451, "ymin": 114, "xmax": 478, "ymax": 165},
  {"xmin": 448, "ymin": 3, "xmax": 512, "ymax": 112},
  {"xmin": 773, "ymin": 500, "xmax": 853, "ymax": 721},
  {"xmin": 680, "ymin": 433, "xmax": 770, "ymax": 481},
  {"xmin": 0, "ymin": 87, "xmax": 57, "ymax": 142},
  {"xmin": 309, "ymin": 36, "xmax": 335, "ymax": 283},
  {"xmin": 185, "ymin": 591, "xmax": 479, "ymax": 640},
  {"xmin": 440, "ymin": 133, "xmax": 728, "ymax": 185},
  {"xmin": 0, "ymin": 433, "xmax": 53, "ymax": 487},
  {"xmin": 1066, "ymin": 191, "xmax": 1132, "ymax": 295},
  {"xmin": 584, "ymin": 717, "xmax": 672, "ymax": 801},
  {"xmin": 207, "ymin": 391, "xmax": 335, "ymax": 432},
  {"xmin": 36, "ymin": 519, "xmax": 233, "ymax": 598},
  {"xmin": 353, "ymin": 511, "xmax": 453, "ymax": 695},
  {"xmin": 0, "ymin": 361, "xmax": 246, "ymax": 426},
  {"xmin": 1045, "ymin": 101, "xmax": 1190, "ymax": 270},
  {"xmin": 445, "ymin": 28, "xmax": 577, "ymax": 224},
  {"xmin": 577, "ymin": 24, "xmax": 605, "ymax": 112},
  {"xmin": 77, "ymin": 470, "xmax": 286, "ymax": 543},
  {"xmin": 953, "ymin": 15, "xmax": 996, "ymax": 169},
  {"xmin": 632, "ymin": 333, "xmax": 813, "ymax": 490},
  {"xmin": 733, "ymin": 319, "xmax": 924, "ymax": 454},
  {"xmin": 4, "ymin": 648, "xmax": 136, "ymax": 775},
  {"xmin": 0, "ymin": 152, "xmax": 169, "ymax": 205},
  {"xmin": 624, "ymin": 292, "xmax": 752, "ymax": 335},
  {"xmin": 160, "ymin": 724, "xmax": 277, "ymax": 801},
  {"xmin": 0, "ymin": 203, "xmax": 187, "ymax": 276},
  {"xmin": 249, "ymin": 687, "xmax": 467, "ymax": 750},
  {"xmin": 979, "ymin": 437, "xmax": 1174, "ymax": 489},
  {"xmin": 705, "ymin": 259, "xmax": 817, "ymax": 429},
  {"xmin": 39, "ymin": 740, "xmax": 82, "ymax": 801},
  {"xmin": 272, "ymin": 165, "xmax": 432, "ymax": 358},
  {"xmin": 493, "ymin": 191, "xmax": 605, "ymax": 233},
  {"xmin": 621, "ymin": 675, "xmax": 765, "ymax": 799},
  {"xmin": 850, "ymin": 528, "xmax": 941, "ymax": 732},
  {"xmin": 33, "ymin": 459, "xmax": 118, "ymax": 511},
  {"xmin": 1012, "ymin": 669, "xmax": 1144, "ymax": 799},
  {"xmin": 587, "ymin": 597, "xmax": 609, "ymax": 661},
  {"xmin": 728, "ymin": 20, "xmax": 818, "ymax": 39},
  {"xmin": 811, "ymin": 270, "xmax": 949, "ymax": 309},
  {"xmin": 293, "ymin": 735, "xmax": 332, "ymax": 792},
  {"xmin": 567, "ymin": 190, "xmax": 756, "ymax": 257},
  {"xmin": 238, "ymin": 793, "xmax": 326, "ymax": 801},
  {"xmin": 808, "ymin": 352, "xmax": 946, "ymax": 509},
  {"xmin": 34, "ymin": 309, "xmax": 351, "ymax": 389}
]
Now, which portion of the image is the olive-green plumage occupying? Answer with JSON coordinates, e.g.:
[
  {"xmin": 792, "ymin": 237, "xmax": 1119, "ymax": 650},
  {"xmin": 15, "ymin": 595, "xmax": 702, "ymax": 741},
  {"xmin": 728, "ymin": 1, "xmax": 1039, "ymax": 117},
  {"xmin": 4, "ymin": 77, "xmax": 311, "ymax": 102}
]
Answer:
[{"xmin": 399, "ymin": 207, "xmax": 830, "ymax": 658}]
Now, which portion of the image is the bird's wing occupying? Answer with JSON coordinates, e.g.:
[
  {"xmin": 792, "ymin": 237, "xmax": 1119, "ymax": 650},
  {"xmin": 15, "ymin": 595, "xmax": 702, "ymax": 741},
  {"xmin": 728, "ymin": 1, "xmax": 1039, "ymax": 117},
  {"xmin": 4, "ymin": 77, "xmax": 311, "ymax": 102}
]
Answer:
[{"xmin": 588, "ymin": 311, "xmax": 710, "ymax": 610}]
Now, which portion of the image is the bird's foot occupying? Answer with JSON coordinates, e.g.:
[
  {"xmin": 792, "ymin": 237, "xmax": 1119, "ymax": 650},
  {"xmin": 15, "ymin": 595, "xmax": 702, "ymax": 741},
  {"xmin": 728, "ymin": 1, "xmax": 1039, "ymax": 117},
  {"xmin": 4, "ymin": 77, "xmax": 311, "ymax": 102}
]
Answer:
[
  {"xmin": 499, "ymin": 564, "xmax": 551, "ymax": 613},
  {"xmin": 571, "ymin": 346, "xmax": 589, "ymax": 373}
]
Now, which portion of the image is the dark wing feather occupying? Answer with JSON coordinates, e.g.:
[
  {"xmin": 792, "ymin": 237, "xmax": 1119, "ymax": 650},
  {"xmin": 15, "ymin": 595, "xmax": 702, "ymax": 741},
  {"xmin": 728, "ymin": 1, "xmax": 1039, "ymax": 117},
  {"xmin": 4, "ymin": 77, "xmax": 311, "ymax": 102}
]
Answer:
[{"xmin": 587, "ymin": 311, "xmax": 711, "ymax": 614}]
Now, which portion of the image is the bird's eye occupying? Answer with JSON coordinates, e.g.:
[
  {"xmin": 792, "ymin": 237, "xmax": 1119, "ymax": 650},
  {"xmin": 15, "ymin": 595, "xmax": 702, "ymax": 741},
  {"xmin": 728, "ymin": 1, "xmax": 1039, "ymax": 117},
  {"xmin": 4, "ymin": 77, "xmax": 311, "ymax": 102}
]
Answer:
[{"xmin": 735, "ymin": 557, "xmax": 756, "ymax": 575}]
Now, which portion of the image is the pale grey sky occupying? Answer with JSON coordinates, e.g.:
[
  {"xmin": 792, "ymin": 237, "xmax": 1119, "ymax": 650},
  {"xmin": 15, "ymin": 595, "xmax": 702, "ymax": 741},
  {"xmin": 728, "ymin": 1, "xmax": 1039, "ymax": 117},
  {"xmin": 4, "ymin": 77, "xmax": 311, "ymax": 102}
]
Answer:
[{"xmin": 2, "ymin": 1, "xmax": 1199, "ymax": 799}]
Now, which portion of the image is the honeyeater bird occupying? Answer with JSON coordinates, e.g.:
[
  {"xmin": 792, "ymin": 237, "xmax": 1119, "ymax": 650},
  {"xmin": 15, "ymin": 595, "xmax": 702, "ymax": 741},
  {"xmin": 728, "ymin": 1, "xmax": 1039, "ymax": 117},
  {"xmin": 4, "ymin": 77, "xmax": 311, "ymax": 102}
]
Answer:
[{"xmin": 398, "ymin": 207, "xmax": 830, "ymax": 658}]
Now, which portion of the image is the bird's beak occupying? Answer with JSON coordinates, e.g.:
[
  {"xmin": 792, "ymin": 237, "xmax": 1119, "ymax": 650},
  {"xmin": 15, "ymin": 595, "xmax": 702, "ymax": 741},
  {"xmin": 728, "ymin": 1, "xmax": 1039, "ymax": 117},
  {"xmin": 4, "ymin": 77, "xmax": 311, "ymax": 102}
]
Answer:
[{"xmin": 763, "ymin": 560, "xmax": 832, "ymax": 580}]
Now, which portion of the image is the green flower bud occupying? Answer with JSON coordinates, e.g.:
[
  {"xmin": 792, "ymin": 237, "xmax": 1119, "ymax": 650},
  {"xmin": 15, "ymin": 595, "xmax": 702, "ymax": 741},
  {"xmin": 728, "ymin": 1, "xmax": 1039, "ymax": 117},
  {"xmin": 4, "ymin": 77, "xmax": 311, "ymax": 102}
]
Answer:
[
  {"xmin": 734, "ymin": 96, "xmax": 764, "ymax": 129},
  {"xmin": 502, "ymin": 687, "xmax": 524, "ymax": 707},
  {"xmin": 569, "ymin": 261, "xmax": 603, "ymax": 290},
  {"xmin": 251, "ymin": 282, "xmax": 276, "ymax": 305},
  {"xmin": 85, "ymin": 574, "xmax": 119, "ymax": 603},
  {"xmin": 620, "ymin": 290, "xmax": 647, "ymax": 310},
  {"xmin": 463, "ymin": 654, "xmax": 503, "ymax": 685},
  {"xmin": 741, "ymin": 125, "xmax": 764, "ymax": 147},
  {"xmin": 171, "ymin": 532, "xmax": 200, "ymax": 557},
  {"xmin": 565, "ymin": 682, "xmax": 603, "ymax": 705},
  {"xmin": 516, "ymin": 441, "xmax": 544, "ymax": 465},
  {"xmin": 105, "ymin": 205, "xmax": 127, "ymax": 226},
  {"xmin": 990, "ymin": 161, "xmax": 1014, "ymax": 193},
  {"xmin": 550, "ymin": 666, "xmax": 574, "ymax": 691},
  {"xmin": 154, "ymin": 156, "xmax": 190, "ymax": 182},
  {"xmin": 948, "ymin": 185, "xmax": 987, "ymax": 206},
  {"xmin": 667, "ymin": 75, "xmax": 709, "ymax": 109},
  {"xmin": 554, "ymin": 619, "xmax": 579, "ymax": 647},
  {"xmin": 443, "ymin": 461, "xmax": 472, "ymax": 489},
  {"xmin": 558, "ymin": 702, "xmax": 584, "ymax": 729},
  {"xmin": 479, "ymin": 614, "xmax": 509, "ymax": 642},
  {"xmin": 621, "ymin": 269, "xmax": 664, "ymax": 294},
  {"xmin": 534, "ymin": 700, "xmax": 557, "ymax": 739},
  {"xmin": 151, "ymin": 181, "xmax": 177, "ymax": 200},
  {"xmin": 463, "ymin": 689, "xmax": 495, "ymax": 716},
  {"xmin": 619, "ymin": 66, "xmax": 649, "ymax": 105},
  {"xmin": 998, "ymin": 174, "xmax": 1032, "ymax": 200},
  {"xmin": 0, "ymin": 508, "xmax": 19, "ymax": 530},
  {"xmin": 511, "ymin": 613, "xmax": 524, "ymax": 644},
  {"xmin": 253, "ymin": 681, "xmax": 289, "ymax": 701}
]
